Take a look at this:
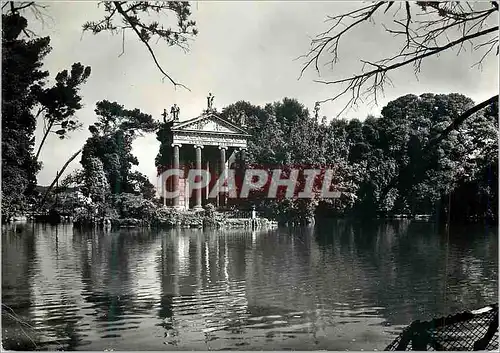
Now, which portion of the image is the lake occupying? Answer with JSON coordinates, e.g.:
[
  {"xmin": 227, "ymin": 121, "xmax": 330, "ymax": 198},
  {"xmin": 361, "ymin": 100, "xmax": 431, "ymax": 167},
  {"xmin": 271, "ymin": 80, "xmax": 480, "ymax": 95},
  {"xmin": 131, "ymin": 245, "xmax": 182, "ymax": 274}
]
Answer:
[{"xmin": 2, "ymin": 221, "xmax": 498, "ymax": 350}]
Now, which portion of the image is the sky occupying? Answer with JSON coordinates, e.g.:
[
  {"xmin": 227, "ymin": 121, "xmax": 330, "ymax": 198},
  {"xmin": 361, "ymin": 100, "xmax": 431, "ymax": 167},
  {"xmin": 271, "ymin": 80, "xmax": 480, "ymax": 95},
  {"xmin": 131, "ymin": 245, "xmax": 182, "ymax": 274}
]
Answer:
[{"xmin": 25, "ymin": 1, "xmax": 498, "ymax": 187}]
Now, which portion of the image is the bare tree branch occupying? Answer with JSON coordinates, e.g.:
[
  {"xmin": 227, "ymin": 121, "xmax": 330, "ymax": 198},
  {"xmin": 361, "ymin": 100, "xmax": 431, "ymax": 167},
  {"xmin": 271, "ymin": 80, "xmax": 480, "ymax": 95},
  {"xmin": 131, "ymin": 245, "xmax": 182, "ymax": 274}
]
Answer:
[
  {"xmin": 111, "ymin": 1, "xmax": 189, "ymax": 89},
  {"xmin": 317, "ymin": 26, "xmax": 498, "ymax": 85},
  {"xmin": 298, "ymin": 2, "xmax": 385, "ymax": 79},
  {"xmin": 300, "ymin": 1, "xmax": 499, "ymax": 116},
  {"xmin": 6, "ymin": 1, "xmax": 34, "ymax": 13},
  {"xmin": 3, "ymin": 1, "xmax": 197, "ymax": 89}
]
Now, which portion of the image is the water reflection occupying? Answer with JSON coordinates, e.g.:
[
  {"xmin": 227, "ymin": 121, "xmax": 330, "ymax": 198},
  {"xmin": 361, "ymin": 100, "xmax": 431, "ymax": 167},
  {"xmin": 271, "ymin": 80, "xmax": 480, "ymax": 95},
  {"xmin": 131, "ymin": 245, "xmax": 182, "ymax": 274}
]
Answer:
[{"xmin": 1, "ymin": 221, "xmax": 498, "ymax": 350}]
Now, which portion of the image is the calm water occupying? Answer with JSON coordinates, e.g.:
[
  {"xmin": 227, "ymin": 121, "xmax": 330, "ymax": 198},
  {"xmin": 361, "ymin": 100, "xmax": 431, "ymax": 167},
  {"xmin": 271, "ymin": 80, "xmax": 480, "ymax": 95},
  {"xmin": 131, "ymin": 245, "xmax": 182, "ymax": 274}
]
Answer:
[{"xmin": 2, "ymin": 221, "xmax": 498, "ymax": 350}]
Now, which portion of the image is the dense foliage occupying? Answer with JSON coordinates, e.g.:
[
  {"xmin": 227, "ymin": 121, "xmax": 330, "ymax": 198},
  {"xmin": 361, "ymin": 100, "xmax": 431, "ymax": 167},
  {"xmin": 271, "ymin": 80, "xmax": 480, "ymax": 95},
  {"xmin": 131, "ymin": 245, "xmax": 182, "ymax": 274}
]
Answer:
[
  {"xmin": 1, "ymin": 13, "xmax": 90, "ymax": 219},
  {"xmin": 2, "ymin": 13, "xmax": 47, "ymax": 217},
  {"xmin": 219, "ymin": 94, "xmax": 498, "ymax": 224},
  {"xmin": 80, "ymin": 100, "xmax": 157, "ymax": 196},
  {"xmin": 2, "ymin": 11, "xmax": 496, "ymax": 226},
  {"xmin": 58, "ymin": 100, "xmax": 160, "ymax": 222},
  {"xmin": 35, "ymin": 62, "xmax": 91, "ymax": 159},
  {"xmin": 2, "ymin": 1, "xmax": 197, "ymax": 222}
]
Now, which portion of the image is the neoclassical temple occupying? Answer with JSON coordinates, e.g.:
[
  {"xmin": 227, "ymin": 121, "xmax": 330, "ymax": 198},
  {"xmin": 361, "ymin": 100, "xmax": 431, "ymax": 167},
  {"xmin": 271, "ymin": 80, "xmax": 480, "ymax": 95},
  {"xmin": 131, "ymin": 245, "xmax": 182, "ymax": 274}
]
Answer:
[{"xmin": 159, "ymin": 94, "xmax": 250, "ymax": 210}]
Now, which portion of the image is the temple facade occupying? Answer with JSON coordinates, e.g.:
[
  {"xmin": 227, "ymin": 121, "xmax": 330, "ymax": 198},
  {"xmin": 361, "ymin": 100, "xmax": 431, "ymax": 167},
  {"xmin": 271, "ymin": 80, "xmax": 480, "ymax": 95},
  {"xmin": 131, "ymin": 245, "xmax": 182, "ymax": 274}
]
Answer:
[{"xmin": 159, "ymin": 94, "xmax": 250, "ymax": 210}]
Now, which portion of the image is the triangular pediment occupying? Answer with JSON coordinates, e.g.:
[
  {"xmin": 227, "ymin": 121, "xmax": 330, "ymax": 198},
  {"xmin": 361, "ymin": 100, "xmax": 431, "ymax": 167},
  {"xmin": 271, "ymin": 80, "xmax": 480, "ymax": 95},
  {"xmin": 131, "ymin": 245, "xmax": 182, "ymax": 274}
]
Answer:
[{"xmin": 172, "ymin": 113, "xmax": 249, "ymax": 135}]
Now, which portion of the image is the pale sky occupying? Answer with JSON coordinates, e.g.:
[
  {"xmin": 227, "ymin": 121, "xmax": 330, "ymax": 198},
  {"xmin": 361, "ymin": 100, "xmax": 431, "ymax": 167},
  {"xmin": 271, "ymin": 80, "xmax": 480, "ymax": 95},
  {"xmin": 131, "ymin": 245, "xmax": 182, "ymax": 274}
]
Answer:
[{"xmin": 26, "ymin": 1, "xmax": 498, "ymax": 186}]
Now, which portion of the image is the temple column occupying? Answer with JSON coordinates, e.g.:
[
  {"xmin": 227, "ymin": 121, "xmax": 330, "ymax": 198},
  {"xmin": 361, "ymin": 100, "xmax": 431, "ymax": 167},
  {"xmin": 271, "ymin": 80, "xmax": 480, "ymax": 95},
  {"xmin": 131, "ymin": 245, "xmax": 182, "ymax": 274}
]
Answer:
[
  {"xmin": 194, "ymin": 144, "xmax": 204, "ymax": 210},
  {"xmin": 219, "ymin": 146, "xmax": 227, "ymax": 207},
  {"xmin": 239, "ymin": 148, "xmax": 246, "ymax": 167},
  {"xmin": 206, "ymin": 161, "xmax": 210, "ymax": 201},
  {"xmin": 172, "ymin": 143, "xmax": 181, "ymax": 208},
  {"xmin": 162, "ymin": 167, "xmax": 166, "ymax": 207},
  {"xmin": 237, "ymin": 148, "xmax": 247, "ymax": 205}
]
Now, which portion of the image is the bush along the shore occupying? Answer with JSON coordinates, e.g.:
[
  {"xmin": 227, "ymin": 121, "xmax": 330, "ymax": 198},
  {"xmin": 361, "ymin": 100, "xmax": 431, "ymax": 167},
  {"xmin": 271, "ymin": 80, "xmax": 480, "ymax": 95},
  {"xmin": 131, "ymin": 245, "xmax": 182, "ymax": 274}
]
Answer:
[
  {"xmin": 150, "ymin": 203, "xmax": 278, "ymax": 229},
  {"xmin": 72, "ymin": 193, "xmax": 154, "ymax": 229},
  {"xmin": 69, "ymin": 195, "xmax": 277, "ymax": 230},
  {"xmin": 152, "ymin": 206, "xmax": 204, "ymax": 228},
  {"xmin": 202, "ymin": 203, "xmax": 227, "ymax": 228},
  {"xmin": 256, "ymin": 198, "xmax": 316, "ymax": 226},
  {"xmin": 151, "ymin": 203, "xmax": 233, "ymax": 229}
]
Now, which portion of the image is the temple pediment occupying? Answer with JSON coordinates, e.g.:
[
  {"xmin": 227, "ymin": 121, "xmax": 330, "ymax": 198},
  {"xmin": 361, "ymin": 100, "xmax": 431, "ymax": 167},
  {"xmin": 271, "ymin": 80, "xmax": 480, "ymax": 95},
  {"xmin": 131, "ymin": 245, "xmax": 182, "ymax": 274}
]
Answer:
[{"xmin": 172, "ymin": 113, "xmax": 249, "ymax": 136}]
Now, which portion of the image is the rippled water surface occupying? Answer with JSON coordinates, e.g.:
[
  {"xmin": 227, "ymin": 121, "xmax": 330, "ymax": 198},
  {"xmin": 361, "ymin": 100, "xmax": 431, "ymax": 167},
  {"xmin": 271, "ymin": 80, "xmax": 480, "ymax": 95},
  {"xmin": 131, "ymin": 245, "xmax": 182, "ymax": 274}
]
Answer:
[{"xmin": 2, "ymin": 221, "xmax": 498, "ymax": 350}]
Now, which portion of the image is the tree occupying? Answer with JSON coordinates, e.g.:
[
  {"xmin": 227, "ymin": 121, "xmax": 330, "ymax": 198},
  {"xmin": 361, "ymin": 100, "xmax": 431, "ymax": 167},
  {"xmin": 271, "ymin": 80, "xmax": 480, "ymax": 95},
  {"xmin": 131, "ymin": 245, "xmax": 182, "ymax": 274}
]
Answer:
[
  {"xmin": 128, "ymin": 171, "xmax": 156, "ymax": 199},
  {"xmin": 342, "ymin": 93, "xmax": 498, "ymax": 221},
  {"xmin": 2, "ymin": 1, "xmax": 198, "ymax": 210},
  {"xmin": 39, "ymin": 100, "xmax": 158, "ymax": 207},
  {"xmin": 82, "ymin": 157, "xmax": 109, "ymax": 204},
  {"xmin": 376, "ymin": 93, "xmax": 488, "ymax": 214},
  {"xmin": 81, "ymin": 100, "xmax": 158, "ymax": 198},
  {"xmin": 441, "ymin": 99, "xmax": 498, "ymax": 222},
  {"xmin": 60, "ymin": 169, "xmax": 85, "ymax": 189},
  {"xmin": 3, "ymin": 1, "xmax": 198, "ymax": 88},
  {"xmin": 220, "ymin": 100, "xmax": 288, "ymax": 165},
  {"xmin": 113, "ymin": 193, "xmax": 157, "ymax": 221},
  {"xmin": 220, "ymin": 98, "xmax": 347, "ymax": 222},
  {"xmin": 34, "ymin": 62, "xmax": 91, "ymax": 160},
  {"xmin": 269, "ymin": 97, "xmax": 310, "ymax": 136},
  {"xmin": 2, "ymin": 12, "xmax": 49, "ymax": 218},
  {"xmin": 2, "ymin": 11, "xmax": 92, "ymax": 216},
  {"xmin": 300, "ymin": 2, "xmax": 498, "ymax": 133},
  {"xmin": 221, "ymin": 98, "xmax": 313, "ymax": 166}
]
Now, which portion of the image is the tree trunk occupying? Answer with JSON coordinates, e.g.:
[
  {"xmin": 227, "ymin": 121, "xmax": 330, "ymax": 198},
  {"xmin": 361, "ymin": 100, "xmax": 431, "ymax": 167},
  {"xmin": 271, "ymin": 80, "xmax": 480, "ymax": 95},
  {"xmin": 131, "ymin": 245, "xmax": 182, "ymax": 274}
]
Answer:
[
  {"xmin": 428, "ymin": 95, "xmax": 498, "ymax": 148},
  {"xmin": 39, "ymin": 148, "xmax": 82, "ymax": 209},
  {"xmin": 34, "ymin": 109, "xmax": 50, "ymax": 160}
]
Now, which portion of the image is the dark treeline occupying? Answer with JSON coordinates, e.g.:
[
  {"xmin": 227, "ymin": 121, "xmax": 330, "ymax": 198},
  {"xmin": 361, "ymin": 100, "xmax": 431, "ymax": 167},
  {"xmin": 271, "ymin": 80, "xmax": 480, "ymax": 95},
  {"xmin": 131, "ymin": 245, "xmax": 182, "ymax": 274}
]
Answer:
[
  {"xmin": 1, "ymin": 11, "xmax": 158, "ymax": 224},
  {"xmin": 2, "ymin": 11, "xmax": 497, "ymax": 226},
  {"xmin": 218, "ymin": 94, "xmax": 498, "ymax": 224},
  {"xmin": 2, "ymin": 2, "xmax": 198, "ymax": 225},
  {"xmin": 2, "ymin": 11, "xmax": 91, "ymax": 221}
]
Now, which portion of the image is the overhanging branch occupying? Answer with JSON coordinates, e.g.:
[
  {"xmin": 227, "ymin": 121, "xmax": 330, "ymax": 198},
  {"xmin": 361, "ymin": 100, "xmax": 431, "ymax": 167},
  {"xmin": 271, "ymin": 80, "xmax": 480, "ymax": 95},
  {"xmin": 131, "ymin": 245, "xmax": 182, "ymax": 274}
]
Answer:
[
  {"xmin": 300, "ymin": 1, "xmax": 499, "ymax": 115},
  {"xmin": 112, "ymin": 1, "xmax": 190, "ymax": 90},
  {"xmin": 316, "ymin": 26, "xmax": 498, "ymax": 86},
  {"xmin": 427, "ymin": 95, "xmax": 499, "ymax": 148}
]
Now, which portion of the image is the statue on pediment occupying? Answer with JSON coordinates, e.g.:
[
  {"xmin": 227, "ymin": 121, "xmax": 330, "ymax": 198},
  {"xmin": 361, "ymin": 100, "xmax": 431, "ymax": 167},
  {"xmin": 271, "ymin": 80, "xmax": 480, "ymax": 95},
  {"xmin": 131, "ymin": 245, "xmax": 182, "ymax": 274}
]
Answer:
[
  {"xmin": 171, "ymin": 104, "xmax": 180, "ymax": 122},
  {"xmin": 207, "ymin": 93, "xmax": 214, "ymax": 111},
  {"xmin": 162, "ymin": 109, "xmax": 168, "ymax": 123}
]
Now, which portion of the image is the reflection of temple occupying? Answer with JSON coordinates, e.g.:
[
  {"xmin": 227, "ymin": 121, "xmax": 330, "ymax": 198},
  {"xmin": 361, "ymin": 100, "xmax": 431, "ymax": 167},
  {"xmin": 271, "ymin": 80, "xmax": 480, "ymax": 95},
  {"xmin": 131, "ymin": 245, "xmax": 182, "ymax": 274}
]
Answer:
[{"xmin": 159, "ymin": 94, "xmax": 250, "ymax": 210}]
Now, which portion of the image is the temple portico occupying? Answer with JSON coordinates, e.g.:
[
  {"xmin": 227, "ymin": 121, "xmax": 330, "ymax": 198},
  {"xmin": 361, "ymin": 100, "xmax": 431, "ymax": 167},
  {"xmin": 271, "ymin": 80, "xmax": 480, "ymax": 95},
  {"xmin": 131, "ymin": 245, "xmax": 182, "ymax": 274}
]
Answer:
[{"xmin": 160, "ymin": 94, "xmax": 250, "ymax": 210}]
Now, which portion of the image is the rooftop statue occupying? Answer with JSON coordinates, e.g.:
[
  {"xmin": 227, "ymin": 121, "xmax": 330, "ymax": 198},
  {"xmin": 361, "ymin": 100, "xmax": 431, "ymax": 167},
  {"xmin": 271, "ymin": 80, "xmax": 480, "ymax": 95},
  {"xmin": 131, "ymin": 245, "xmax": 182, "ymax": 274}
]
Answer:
[
  {"xmin": 162, "ymin": 109, "xmax": 168, "ymax": 123},
  {"xmin": 207, "ymin": 93, "xmax": 215, "ymax": 111},
  {"xmin": 171, "ymin": 104, "xmax": 180, "ymax": 122}
]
